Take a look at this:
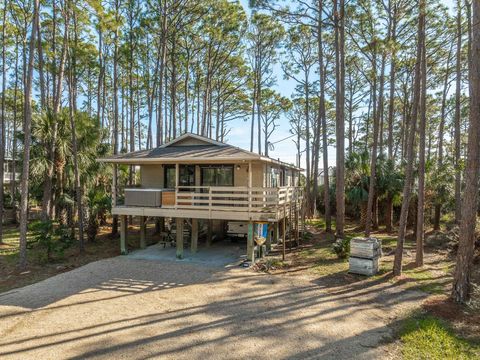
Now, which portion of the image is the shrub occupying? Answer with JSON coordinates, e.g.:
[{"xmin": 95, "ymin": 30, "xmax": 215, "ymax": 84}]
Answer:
[
  {"xmin": 86, "ymin": 189, "xmax": 111, "ymax": 242},
  {"xmin": 332, "ymin": 238, "xmax": 350, "ymax": 259},
  {"xmin": 31, "ymin": 220, "xmax": 74, "ymax": 262}
]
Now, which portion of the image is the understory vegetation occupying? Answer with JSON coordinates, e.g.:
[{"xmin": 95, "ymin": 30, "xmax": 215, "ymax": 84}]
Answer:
[{"xmin": 400, "ymin": 314, "xmax": 480, "ymax": 360}]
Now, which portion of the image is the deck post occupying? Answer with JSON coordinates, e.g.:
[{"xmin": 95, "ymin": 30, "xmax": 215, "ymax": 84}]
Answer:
[
  {"xmin": 248, "ymin": 161, "xmax": 252, "ymax": 217},
  {"xmin": 295, "ymin": 189, "xmax": 300, "ymax": 247},
  {"xmin": 175, "ymin": 163, "xmax": 179, "ymax": 186},
  {"xmin": 282, "ymin": 216, "xmax": 286, "ymax": 261},
  {"xmin": 295, "ymin": 202, "xmax": 300, "ymax": 247},
  {"xmin": 274, "ymin": 221, "xmax": 279, "ymax": 244},
  {"xmin": 140, "ymin": 216, "xmax": 146, "ymax": 249},
  {"xmin": 155, "ymin": 217, "xmax": 165, "ymax": 234},
  {"xmin": 176, "ymin": 218, "xmax": 184, "ymax": 259},
  {"xmin": 191, "ymin": 218, "xmax": 198, "ymax": 254},
  {"xmin": 266, "ymin": 222, "xmax": 273, "ymax": 252},
  {"xmin": 207, "ymin": 219, "xmax": 213, "ymax": 247},
  {"xmin": 120, "ymin": 215, "xmax": 127, "ymax": 255},
  {"xmin": 247, "ymin": 221, "xmax": 255, "ymax": 262},
  {"xmin": 289, "ymin": 200, "xmax": 293, "ymax": 250}
]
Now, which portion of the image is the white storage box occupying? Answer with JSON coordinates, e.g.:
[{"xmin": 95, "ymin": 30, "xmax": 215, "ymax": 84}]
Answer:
[
  {"xmin": 350, "ymin": 237, "xmax": 382, "ymax": 258},
  {"xmin": 349, "ymin": 237, "xmax": 382, "ymax": 276},
  {"xmin": 349, "ymin": 256, "xmax": 379, "ymax": 276}
]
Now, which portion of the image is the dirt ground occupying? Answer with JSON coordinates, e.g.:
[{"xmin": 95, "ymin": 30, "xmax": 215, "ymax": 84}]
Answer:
[
  {"xmin": 0, "ymin": 223, "xmax": 160, "ymax": 293},
  {"xmin": 0, "ymin": 253, "xmax": 426, "ymax": 359}
]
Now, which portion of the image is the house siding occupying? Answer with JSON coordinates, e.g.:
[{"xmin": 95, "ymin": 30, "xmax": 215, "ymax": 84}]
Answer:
[
  {"xmin": 140, "ymin": 161, "xmax": 269, "ymax": 188},
  {"xmin": 140, "ymin": 165, "xmax": 164, "ymax": 188}
]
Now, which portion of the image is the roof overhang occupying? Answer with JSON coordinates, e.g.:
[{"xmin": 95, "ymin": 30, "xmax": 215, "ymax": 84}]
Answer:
[
  {"xmin": 97, "ymin": 132, "xmax": 303, "ymax": 171},
  {"xmin": 97, "ymin": 156, "xmax": 303, "ymax": 171}
]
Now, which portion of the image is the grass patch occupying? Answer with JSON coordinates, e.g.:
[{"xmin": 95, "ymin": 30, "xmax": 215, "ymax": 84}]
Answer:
[
  {"xmin": 402, "ymin": 267, "xmax": 450, "ymax": 294},
  {"xmin": 297, "ymin": 241, "xmax": 349, "ymax": 276},
  {"xmin": 400, "ymin": 314, "xmax": 480, "ymax": 360},
  {"xmin": 306, "ymin": 218, "xmax": 329, "ymax": 229}
]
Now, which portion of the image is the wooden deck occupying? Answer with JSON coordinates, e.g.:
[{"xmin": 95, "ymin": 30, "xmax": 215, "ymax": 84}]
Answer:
[{"xmin": 114, "ymin": 186, "xmax": 302, "ymax": 221}]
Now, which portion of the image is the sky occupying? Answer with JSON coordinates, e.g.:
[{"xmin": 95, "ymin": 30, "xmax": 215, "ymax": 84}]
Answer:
[
  {"xmin": 231, "ymin": 0, "xmax": 316, "ymax": 168},
  {"xmin": 231, "ymin": 0, "xmax": 457, "ymax": 169}
]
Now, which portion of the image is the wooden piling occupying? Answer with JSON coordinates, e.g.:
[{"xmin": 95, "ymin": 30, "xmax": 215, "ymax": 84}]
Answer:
[
  {"xmin": 247, "ymin": 221, "xmax": 255, "ymax": 262},
  {"xmin": 191, "ymin": 218, "xmax": 198, "ymax": 254},
  {"xmin": 176, "ymin": 218, "xmax": 184, "ymax": 259},
  {"xmin": 120, "ymin": 215, "xmax": 127, "ymax": 255},
  {"xmin": 140, "ymin": 216, "xmax": 146, "ymax": 249}
]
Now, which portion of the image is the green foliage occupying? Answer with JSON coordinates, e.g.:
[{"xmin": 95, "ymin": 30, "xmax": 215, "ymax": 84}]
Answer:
[
  {"xmin": 401, "ymin": 314, "xmax": 480, "ymax": 360},
  {"xmin": 31, "ymin": 221, "xmax": 75, "ymax": 262},
  {"xmin": 86, "ymin": 188, "xmax": 112, "ymax": 242},
  {"xmin": 428, "ymin": 162, "xmax": 455, "ymax": 209},
  {"xmin": 345, "ymin": 150, "xmax": 370, "ymax": 206},
  {"xmin": 332, "ymin": 238, "xmax": 350, "ymax": 259},
  {"xmin": 376, "ymin": 155, "xmax": 404, "ymax": 205}
]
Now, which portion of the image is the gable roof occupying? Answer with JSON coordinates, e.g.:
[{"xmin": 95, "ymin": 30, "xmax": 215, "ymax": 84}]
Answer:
[
  {"xmin": 98, "ymin": 132, "xmax": 301, "ymax": 171},
  {"xmin": 159, "ymin": 132, "xmax": 226, "ymax": 148}
]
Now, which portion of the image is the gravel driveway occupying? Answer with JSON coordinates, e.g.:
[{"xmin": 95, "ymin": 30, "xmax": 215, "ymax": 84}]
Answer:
[{"xmin": 0, "ymin": 256, "xmax": 424, "ymax": 359}]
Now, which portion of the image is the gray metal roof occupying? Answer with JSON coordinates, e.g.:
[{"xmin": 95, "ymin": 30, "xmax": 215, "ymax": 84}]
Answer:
[{"xmin": 98, "ymin": 133, "xmax": 302, "ymax": 171}]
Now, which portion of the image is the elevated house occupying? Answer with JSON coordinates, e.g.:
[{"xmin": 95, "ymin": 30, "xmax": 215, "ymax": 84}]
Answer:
[{"xmin": 98, "ymin": 133, "xmax": 303, "ymax": 262}]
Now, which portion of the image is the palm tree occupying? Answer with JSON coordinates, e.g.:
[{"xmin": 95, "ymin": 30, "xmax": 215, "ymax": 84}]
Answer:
[
  {"xmin": 345, "ymin": 151, "xmax": 370, "ymax": 227},
  {"xmin": 429, "ymin": 163, "xmax": 454, "ymax": 230},
  {"xmin": 376, "ymin": 156, "xmax": 403, "ymax": 233}
]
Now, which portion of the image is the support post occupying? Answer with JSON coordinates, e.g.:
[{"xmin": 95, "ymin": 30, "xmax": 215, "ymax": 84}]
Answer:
[
  {"xmin": 120, "ymin": 215, "xmax": 127, "ymax": 255},
  {"xmin": 282, "ymin": 217, "xmax": 286, "ymax": 261},
  {"xmin": 191, "ymin": 218, "xmax": 198, "ymax": 254},
  {"xmin": 266, "ymin": 223, "xmax": 273, "ymax": 252},
  {"xmin": 176, "ymin": 218, "xmax": 184, "ymax": 259},
  {"xmin": 248, "ymin": 161, "xmax": 252, "ymax": 216},
  {"xmin": 175, "ymin": 163, "xmax": 179, "ymax": 187},
  {"xmin": 155, "ymin": 217, "xmax": 165, "ymax": 234},
  {"xmin": 295, "ymin": 205, "xmax": 300, "ymax": 247},
  {"xmin": 247, "ymin": 221, "xmax": 255, "ymax": 262},
  {"xmin": 274, "ymin": 221, "xmax": 279, "ymax": 244},
  {"xmin": 140, "ymin": 216, "xmax": 146, "ymax": 249},
  {"xmin": 289, "ymin": 201, "xmax": 293, "ymax": 250},
  {"xmin": 207, "ymin": 219, "xmax": 213, "ymax": 247}
]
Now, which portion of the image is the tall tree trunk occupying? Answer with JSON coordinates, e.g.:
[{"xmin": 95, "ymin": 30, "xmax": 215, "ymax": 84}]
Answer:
[
  {"xmin": 365, "ymin": 47, "xmax": 379, "ymax": 237},
  {"xmin": 97, "ymin": 24, "xmax": 103, "ymax": 126},
  {"xmin": 318, "ymin": 0, "xmax": 331, "ymax": 232},
  {"xmin": 0, "ymin": 0, "xmax": 7, "ymax": 243},
  {"xmin": 128, "ymin": 10, "xmax": 135, "ymax": 190},
  {"xmin": 19, "ymin": 0, "xmax": 39, "ymax": 269},
  {"xmin": 334, "ymin": 0, "xmax": 345, "ymax": 238},
  {"xmin": 385, "ymin": 196, "xmax": 393, "ymax": 232},
  {"xmin": 10, "ymin": 39, "xmax": 19, "ymax": 225},
  {"xmin": 377, "ymin": 52, "xmax": 386, "ymax": 155},
  {"xmin": 387, "ymin": 1, "xmax": 397, "ymax": 160},
  {"xmin": 257, "ymin": 67, "xmax": 262, "ymax": 154},
  {"xmin": 452, "ymin": 0, "xmax": 479, "ymax": 303},
  {"xmin": 111, "ymin": 2, "xmax": 120, "ymax": 236},
  {"xmin": 42, "ymin": 5, "xmax": 68, "ymax": 221},
  {"xmin": 250, "ymin": 55, "xmax": 257, "ymax": 153},
  {"xmin": 434, "ymin": 43, "xmax": 454, "ymax": 230},
  {"xmin": 305, "ymin": 81, "xmax": 311, "ymax": 217},
  {"xmin": 454, "ymin": 0, "xmax": 463, "ymax": 224},
  {"xmin": 68, "ymin": 4, "xmax": 84, "ymax": 252},
  {"xmin": 416, "ymin": 35, "xmax": 427, "ymax": 267},
  {"xmin": 393, "ymin": 0, "xmax": 425, "ymax": 276},
  {"xmin": 156, "ymin": 0, "xmax": 167, "ymax": 146}
]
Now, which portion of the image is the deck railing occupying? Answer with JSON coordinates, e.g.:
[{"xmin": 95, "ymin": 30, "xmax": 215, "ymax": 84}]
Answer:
[
  {"xmin": 123, "ymin": 186, "xmax": 302, "ymax": 217},
  {"xmin": 173, "ymin": 186, "xmax": 302, "ymax": 215}
]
